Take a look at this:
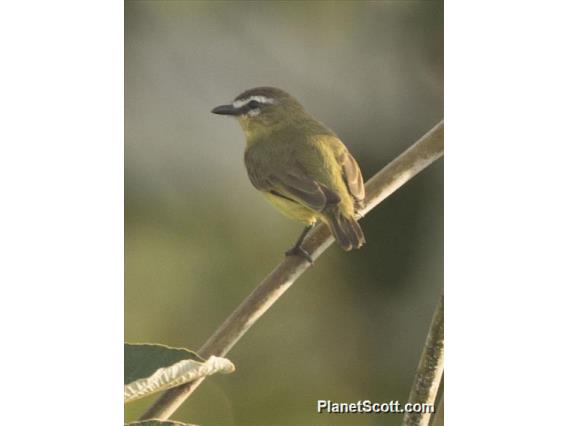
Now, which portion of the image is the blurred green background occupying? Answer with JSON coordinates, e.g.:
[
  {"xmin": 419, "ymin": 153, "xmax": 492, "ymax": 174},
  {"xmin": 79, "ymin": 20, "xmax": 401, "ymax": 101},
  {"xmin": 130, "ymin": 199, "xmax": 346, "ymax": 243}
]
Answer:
[{"xmin": 125, "ymin": 1, "xmax": 443, "ymax": 425}]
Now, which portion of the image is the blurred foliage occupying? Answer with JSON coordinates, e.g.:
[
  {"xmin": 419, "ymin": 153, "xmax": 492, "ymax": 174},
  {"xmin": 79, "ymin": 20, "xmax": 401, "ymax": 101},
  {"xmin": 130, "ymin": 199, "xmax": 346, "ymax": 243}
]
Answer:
[{"xmin": 125, "ymin": 1, "xmax": 443, "ymax": 425}]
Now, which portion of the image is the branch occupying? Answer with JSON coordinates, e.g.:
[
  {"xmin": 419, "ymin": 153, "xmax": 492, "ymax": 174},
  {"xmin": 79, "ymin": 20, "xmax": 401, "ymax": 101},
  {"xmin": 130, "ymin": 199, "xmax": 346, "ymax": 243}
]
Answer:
[
  {"xmin": 140, "ymin": 120, "xmax": 444, "ymax": 420},
  {"xmin": 431, "ymin": 392, "xmax": 444, "ymax": 426},
  {"xmin": 402, "ymin": 292, "xmax": 444, "ymax": 426}
]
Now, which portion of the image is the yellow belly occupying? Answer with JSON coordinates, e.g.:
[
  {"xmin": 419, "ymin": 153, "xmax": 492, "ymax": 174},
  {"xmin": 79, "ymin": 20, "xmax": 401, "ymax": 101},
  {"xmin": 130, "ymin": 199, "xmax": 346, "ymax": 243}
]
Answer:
[{"xmin": 263, "ymin": 192, "xmax": 318, "ymax": 225}]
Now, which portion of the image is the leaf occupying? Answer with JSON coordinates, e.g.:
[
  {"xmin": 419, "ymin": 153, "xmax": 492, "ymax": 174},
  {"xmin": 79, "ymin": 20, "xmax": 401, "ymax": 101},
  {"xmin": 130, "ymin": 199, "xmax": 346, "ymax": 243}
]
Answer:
[
  {"xmin": 125, "ymin": 420, "xmax": 197, "ymax": 426},
  {"xmin": 124, "ymin": 343, "xmax": 235, "ymax": 403}
]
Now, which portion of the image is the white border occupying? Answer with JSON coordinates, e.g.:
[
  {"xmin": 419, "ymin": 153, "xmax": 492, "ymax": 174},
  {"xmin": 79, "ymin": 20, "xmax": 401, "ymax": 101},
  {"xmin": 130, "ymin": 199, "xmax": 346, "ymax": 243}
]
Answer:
[
  {"xmin": 446, "ymin": 1, "xmax": 568, "ymax": 425},
  {"xmin": 0, "ymin": 1, "xmax": 123, "ymax": 424}
]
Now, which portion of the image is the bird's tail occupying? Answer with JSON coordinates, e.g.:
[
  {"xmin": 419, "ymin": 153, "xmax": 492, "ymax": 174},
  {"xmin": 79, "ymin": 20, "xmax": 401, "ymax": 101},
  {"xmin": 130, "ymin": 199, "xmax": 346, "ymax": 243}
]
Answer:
[{"xmin": 325, "ymin": 209, "xmax": 366, "ymax": 251}]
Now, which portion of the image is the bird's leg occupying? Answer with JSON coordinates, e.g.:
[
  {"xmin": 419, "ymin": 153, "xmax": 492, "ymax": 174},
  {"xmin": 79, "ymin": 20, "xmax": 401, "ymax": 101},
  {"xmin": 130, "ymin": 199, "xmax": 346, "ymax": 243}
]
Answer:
[{"xmin": 285, "ymin": 223, "xmax": 315, "ymax": 264}]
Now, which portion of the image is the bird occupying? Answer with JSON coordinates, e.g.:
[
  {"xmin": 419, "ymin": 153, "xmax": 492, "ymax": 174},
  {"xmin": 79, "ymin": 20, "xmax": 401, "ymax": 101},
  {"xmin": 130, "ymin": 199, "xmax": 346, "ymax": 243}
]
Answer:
[{"xmin": 211, "ymin": 87, "xmax": 365, "ymax": 262}]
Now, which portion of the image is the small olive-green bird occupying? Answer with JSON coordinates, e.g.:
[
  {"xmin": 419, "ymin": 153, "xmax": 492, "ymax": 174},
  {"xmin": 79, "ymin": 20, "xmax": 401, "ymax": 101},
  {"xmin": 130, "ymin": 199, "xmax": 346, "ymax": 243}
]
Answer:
[{"xmin": 212, "ymin": 87, "xmax": 365, "ymax": 261}]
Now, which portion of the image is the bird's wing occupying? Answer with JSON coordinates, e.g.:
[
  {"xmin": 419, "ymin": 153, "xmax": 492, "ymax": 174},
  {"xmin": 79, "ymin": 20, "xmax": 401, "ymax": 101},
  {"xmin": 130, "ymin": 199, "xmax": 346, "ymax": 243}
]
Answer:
[
  {"xmin": 245, "ymin": 151, "xmax": 340, "ymax": 211},
  {"xmin": 337, "ymin": 150, "xmax": 365, "ymax": 206},
  {"xmin": 267, "ymin": 169, "xmax": 341, "ymax": 212}
]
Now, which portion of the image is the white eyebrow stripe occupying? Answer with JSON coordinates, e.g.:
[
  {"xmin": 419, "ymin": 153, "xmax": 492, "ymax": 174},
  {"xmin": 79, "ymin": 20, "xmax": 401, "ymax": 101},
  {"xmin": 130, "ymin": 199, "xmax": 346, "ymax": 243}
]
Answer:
[{"xmin": 232, "ymin": 95, "xmax": 275, "ymax": 109}]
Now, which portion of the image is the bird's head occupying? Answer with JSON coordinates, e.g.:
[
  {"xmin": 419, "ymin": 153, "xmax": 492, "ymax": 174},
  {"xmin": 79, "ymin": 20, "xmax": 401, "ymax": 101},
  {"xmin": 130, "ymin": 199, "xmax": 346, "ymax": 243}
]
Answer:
[{"xmin": 212, "ymin": 87, "xmax": 305, "ymax": 137}]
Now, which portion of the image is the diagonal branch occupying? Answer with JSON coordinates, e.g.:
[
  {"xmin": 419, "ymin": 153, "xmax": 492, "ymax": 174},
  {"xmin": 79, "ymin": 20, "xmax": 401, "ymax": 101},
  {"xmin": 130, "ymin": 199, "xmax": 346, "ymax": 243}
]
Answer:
[
  {"xmin": 402, "ymin": 292, "xmax": 444, "ymax": 426},
  {"xmin": 140, "ymin": 120, "xmax": 444, "ymax": 420}
]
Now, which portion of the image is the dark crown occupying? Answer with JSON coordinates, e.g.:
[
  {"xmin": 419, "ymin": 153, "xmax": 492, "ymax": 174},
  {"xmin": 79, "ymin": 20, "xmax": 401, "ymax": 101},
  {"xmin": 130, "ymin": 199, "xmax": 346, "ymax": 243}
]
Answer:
[{"xmin": 234, "ymin": 87, "xmax": 292, "ymax": 102}]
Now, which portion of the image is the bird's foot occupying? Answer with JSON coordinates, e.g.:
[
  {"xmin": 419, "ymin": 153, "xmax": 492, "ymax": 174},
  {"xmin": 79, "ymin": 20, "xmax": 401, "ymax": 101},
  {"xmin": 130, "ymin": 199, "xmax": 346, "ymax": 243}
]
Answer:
[{"xmin": 285, "ymin": 245, "xmax": 314, "ymax": 264}]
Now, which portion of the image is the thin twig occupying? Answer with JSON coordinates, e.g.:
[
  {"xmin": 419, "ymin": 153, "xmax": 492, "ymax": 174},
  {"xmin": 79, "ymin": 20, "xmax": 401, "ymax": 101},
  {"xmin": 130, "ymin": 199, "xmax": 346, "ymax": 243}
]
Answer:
[
  {"xmin": 402, "ymin": 293, "xmax": 444, "ymax": 426},
  {"xmin": 140, "ymin": 120, "xmax": 444, "ymax": 420}
]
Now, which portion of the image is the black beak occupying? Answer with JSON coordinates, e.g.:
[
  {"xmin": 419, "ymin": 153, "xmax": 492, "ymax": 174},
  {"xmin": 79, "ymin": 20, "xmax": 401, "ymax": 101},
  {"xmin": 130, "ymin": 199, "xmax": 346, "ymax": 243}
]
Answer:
[{"xmin": 211, "ymin": 104, "xmax": 240, "ymax": 116}]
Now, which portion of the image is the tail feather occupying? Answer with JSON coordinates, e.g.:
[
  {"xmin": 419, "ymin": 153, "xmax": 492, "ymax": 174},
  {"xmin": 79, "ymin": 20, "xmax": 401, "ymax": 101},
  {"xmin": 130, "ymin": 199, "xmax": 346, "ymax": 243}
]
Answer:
[{"xmin": 326, "ymin": 210, "xmax": 366, "ymax": 251}]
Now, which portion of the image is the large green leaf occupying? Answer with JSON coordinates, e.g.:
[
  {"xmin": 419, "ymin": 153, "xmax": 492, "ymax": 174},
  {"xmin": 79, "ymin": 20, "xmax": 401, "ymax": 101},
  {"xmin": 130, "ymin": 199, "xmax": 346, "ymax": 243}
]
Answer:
[{"xmin": 124, "ymin": 343, "xmax": 235, "ymax": 403}]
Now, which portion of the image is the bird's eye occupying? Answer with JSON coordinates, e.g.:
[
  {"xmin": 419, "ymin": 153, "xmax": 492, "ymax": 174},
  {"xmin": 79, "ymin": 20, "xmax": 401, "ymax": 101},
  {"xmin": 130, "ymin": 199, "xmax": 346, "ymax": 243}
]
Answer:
[{"xmin": 248, "ymin": 100, "xmax": 260, "ymax": 109}]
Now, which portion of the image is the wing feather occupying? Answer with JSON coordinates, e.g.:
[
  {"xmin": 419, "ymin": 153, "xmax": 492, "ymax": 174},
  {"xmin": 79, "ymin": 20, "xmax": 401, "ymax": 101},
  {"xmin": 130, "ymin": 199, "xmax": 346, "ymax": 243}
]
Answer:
[
  {"xmin": 268, "ymin": 169, "xmax": 341, "ymax": 211},
  {"xmin": 338, "ymin": 151, "xmax": 365, "ymax": 206},
  {"xmin": 245, "ymin": 150, "xmax": 339, "ymax": 211}
]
